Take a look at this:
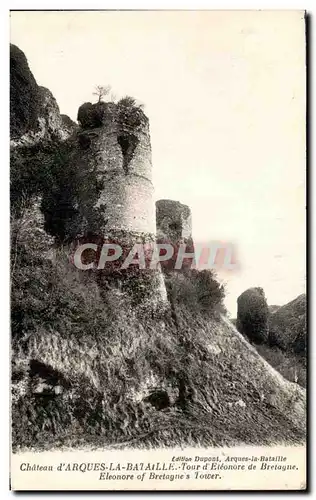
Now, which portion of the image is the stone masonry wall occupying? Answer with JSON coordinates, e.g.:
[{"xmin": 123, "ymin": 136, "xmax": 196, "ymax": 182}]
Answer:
[
  {"xmin": 76, "ymin": 102, "xmax": 167, "ymax": 307},
  {"xmin": 77, "ymin": 102, "xmax": 155, "ymax": 236}
]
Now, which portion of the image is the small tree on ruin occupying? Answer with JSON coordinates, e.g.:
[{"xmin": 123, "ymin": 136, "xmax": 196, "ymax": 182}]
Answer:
[{"xmin": 93, "ymin": 85, "xmax": 111, "ymax": 103}]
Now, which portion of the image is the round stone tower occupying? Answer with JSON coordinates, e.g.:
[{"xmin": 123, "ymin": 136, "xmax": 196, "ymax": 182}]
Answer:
[
  {"xmin": 77, "ymin": 101, "xmax": 155, "ymax": 235},
  {"xmin": 75, "ymin": 101, "xmax": 167, "ymax": 307}
]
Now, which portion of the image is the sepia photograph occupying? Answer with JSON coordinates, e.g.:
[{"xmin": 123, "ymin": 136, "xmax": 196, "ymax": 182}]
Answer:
[{"xmin": 9, "ymin": 9, "xmax": 306, "ymax": 490}]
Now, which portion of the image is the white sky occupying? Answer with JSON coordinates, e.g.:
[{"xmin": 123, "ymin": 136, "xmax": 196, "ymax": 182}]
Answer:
[{"xmin": 10, "ymin": 10, "xmax": 306, "ymax": 315}]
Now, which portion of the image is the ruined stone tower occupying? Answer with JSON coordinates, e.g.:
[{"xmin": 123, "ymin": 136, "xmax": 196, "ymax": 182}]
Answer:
[
  {"xmin": 77, "ymin": 101, "xmax": 155, "ymax": 235},
  {"xmin": 156, "ymin": 199, "xmax": 193, "ymax": 243},
  {"xmin": 76, "ymin": 101, "xmax": 167, "ymax": 306},
  {"xmin": 156, "ymin": 199, "xmax": 194, "ymax": 272}
]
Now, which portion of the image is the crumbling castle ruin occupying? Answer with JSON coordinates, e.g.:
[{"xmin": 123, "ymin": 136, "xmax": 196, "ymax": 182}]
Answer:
[
  {"xmin": 77, "ymin": 101, "xmax": 156, "ymax": 236},
  {"xmin": 11, "ymin": 41, "xmax": 198, "ymax": 308},
  {"xmin": 75, "ymin": 100, "xmax": 174, "ymax": 306}
]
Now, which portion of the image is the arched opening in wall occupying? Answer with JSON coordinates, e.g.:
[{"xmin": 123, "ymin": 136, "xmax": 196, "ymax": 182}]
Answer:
[{"xmin": 117, "ymin": 133, "xmax": 139, "ymax": 174}]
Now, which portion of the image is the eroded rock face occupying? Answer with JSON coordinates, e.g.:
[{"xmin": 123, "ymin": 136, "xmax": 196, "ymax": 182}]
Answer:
[
  {"xmin": 10, "ymin": 44, "xmax": 79, "ymax": 249},
  {"xmin": 61, "ymin": 114, "xmax": 78, "ymax": 136},
  {"xmin": 10, "ymin": 44, "xmax": 40, "ymax": 139},
  {"xmin": 269, "ymin": 294, "xmax": 306, "ymax": 354},
  {"xmin": 235, "ymin": 293, "xmax": 306, "ymax": 388},
  {"xmin": 236, "ymin": 287, "xmax": 269, "ymax": 344},
  {"xmin": 37, "ymin": 86, "xmax": 77, "ymax": 141},
  {"xmin": 10, "ymin": 44, "xmax": 77, "ymax": 146}
]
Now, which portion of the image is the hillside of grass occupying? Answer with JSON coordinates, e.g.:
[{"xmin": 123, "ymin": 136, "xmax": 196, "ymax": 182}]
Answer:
[
  {"xmin": 232, "ymin": 293, "xmax": 306, "ymax": 388},
  {"xmin": 269, "ymin": 294, "xmax": 306, "ymax": 356},
  {"xmin": 11, "ymin": 204, "xmax": 306, "ymax": 451}
]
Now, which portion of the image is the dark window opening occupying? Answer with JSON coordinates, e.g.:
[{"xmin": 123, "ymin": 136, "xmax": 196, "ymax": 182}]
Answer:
[{"xmin": 117, "ymin": 133, "xmax": 139, "ymax": 174}]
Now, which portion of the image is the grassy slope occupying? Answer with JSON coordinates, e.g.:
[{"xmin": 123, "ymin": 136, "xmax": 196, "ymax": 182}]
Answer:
[
  {"xmin": 231, "ymin": 294, "xmax": 307, "ymax": 387},
  {"xmin": 255, "ymin": 343, "xmax": 306, "ymax": 388},
  {"xmin": 269, "ymin": 294, "xmax": 306, "ymax": 353},
  {"xmin": 12, "ymin": 265, "xmax": 306, "ymax": 450}
]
